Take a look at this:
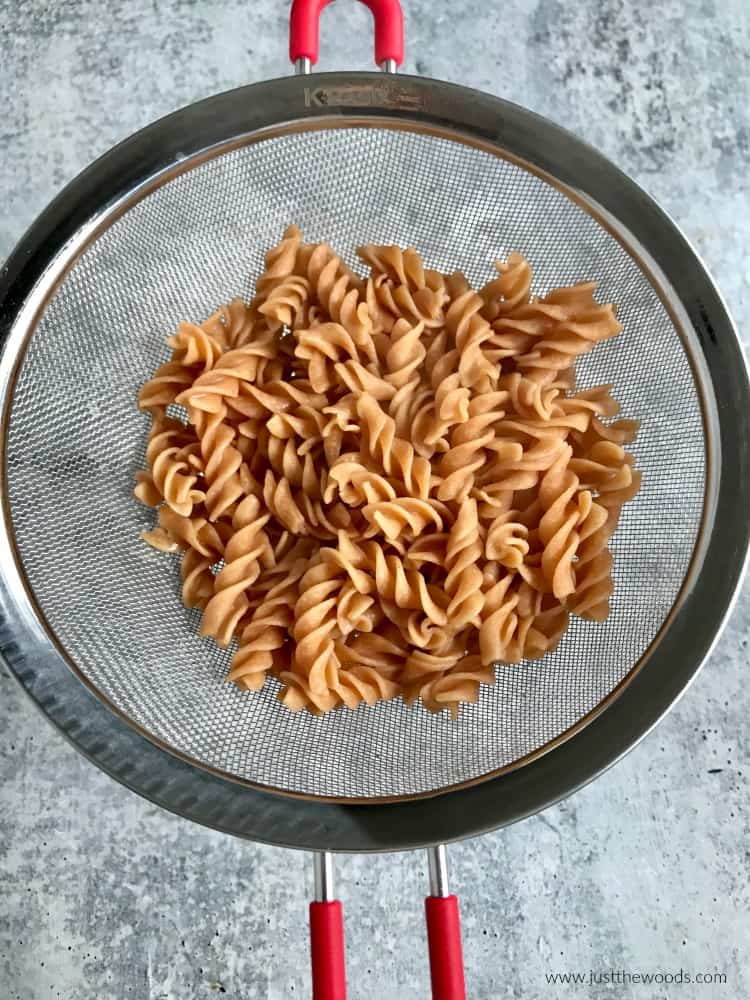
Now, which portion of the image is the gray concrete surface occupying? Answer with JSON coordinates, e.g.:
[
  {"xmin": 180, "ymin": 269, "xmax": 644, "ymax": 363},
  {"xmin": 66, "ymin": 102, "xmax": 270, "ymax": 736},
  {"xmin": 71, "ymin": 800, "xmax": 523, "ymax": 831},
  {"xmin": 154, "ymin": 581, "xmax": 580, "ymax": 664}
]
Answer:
[{"xmin": 1, "ymin": 1, "xmax": 749, "ymax": 998}]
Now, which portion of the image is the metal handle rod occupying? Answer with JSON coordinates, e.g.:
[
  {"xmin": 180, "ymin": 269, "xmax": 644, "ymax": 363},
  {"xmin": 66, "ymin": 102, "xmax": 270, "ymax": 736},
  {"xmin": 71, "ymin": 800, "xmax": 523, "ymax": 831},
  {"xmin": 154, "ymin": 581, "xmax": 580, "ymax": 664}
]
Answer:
[
  {"xmin": 427, "ymin": 843, "xmax": 450, "ymax": 897},
  {"xmin": 314, "ymin": 850, "xmax": 335, "ymax": 902},
  {"xmin": 295, "ymin": 56, "xmax": 397, "ymax": 74}
]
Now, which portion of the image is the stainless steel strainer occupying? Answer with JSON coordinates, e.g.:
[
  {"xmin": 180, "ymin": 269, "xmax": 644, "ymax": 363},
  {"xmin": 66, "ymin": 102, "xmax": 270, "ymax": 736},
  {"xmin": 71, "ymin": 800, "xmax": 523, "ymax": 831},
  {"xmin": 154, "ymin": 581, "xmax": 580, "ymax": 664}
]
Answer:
[{"xmin": 1, "ymin": 1, "xmax": 749, "ymax": 997}]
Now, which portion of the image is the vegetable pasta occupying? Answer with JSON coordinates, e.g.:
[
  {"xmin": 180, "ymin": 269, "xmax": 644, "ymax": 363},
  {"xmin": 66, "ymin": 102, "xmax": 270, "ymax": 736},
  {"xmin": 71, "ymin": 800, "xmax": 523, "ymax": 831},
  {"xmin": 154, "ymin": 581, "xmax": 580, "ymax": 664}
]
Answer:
[{"xmin": 136, "ymin": 226, "xmax": 641, "ymax": 717}]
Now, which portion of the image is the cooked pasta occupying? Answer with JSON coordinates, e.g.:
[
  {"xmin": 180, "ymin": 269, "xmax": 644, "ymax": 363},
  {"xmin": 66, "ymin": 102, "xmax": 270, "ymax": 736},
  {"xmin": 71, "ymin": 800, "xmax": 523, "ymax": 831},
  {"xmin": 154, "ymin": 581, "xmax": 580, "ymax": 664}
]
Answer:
[{"xmin": 136, "ymin": 228, "xmax": 641, "ymax": 717}]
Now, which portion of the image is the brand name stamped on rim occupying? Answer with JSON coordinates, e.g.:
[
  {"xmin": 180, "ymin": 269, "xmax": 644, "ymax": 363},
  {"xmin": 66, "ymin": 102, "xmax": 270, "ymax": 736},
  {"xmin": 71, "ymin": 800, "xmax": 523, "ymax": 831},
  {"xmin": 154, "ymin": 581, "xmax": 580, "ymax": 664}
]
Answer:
[{"xmin": 304, "ymin": 84, "xmax": 424, "ymax": 110}]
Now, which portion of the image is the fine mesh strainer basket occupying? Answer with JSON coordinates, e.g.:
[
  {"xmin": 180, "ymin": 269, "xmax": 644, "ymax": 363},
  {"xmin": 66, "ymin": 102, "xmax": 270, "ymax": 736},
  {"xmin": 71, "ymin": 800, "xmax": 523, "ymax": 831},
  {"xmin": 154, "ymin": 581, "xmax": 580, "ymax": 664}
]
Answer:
[{"xmin": 1, "ymin": 1, "xmax": 749, "ymax": 997}]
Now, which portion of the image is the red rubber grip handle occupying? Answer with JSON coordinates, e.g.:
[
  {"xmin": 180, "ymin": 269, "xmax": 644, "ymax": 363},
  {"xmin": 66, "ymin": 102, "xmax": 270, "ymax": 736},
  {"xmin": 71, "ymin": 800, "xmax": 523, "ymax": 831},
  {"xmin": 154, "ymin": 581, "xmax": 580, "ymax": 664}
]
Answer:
[
  {"xmin": 310, "ymin": 900, "xmax": 347, "ymax": 1000},
  {"xmin": 425, "ymin": 895, "xmax": 467, "ymax": 1000},
  {"xmin": 290, "ymin": 0, "xmax": 404, "ymax": 67}
]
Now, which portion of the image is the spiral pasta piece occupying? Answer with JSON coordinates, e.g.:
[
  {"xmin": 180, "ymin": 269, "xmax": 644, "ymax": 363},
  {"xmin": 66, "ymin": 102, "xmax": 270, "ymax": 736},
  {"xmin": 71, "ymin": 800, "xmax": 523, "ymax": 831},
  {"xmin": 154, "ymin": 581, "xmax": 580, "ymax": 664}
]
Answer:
[
  {"xmin": 181, "ymin": 547, "xmax": 216, "ymax": 610},
  {"xmin": 524, "ymin": 599, "xmax": 569, "ymax": 659},
  {"xmin": 333, "ymin": 360, "xmax": 397, "ymax": 402},
  {"xmin": 357, "ymin": 393, "xmax": 431, "ymax": 499},
  {"xmin": 358, "ymin": 244, "xmax": 426, "ymax": 289},
  {"xmin": 258, "ymin": 275, "xmax": 310, "ymax": 332},
  {"xmin": 143, "ymin": 505, "xmax": 230, "ymax": 557},
  {"xmin": 436, "ymin": 395, "xmax": 507, "ymax": 501},
  {"xmin": 296, "ymin": 322, "xmax": 373, "ymax": 393},
  {"xmin": 480, "ymin": 252, "xmax": 533, "ymax": 321},
  {"xmin": 537, "ymin": 445, "xmax": 586, "ymax": 599},
  {"xmin": 283, "ymin": 552, "xmax": 346, "ymax": 704},
  {"xmin": 137, "ymin": 416, "xmax": 204, "ymax": 516},
  {"xmin": 301, "ymin": 244, "xmax": 375, "ymax": 354},
  {"xmin": 362, "ymin": 497, "xmax": 447, "ymax": 542},
  {"xmin": 138, "ymin": 360, "xmax": 196, "ymax": 413},
  {"xmin": 324, "ymin": 458, "xmax": 397, "ymax": 506},
  {"xmin": 564, "ymin": 493, "xmax": 613, "ymax": 620},
  {"xmin": 413, "ymin": 654, "xmax": 495, "ymax": 718},
  {"xmin": 227, "ymin": 555, "xmax": 308, "ymax": 690},
  {"xmin": 389, "ymin": 374, "xmax": 433, "ymax": 447},
  {"xmin": 479, "ymin": 573, "xmax": 526, "ymax": 666},
  {"xmin": 368, "ymin": 546, "xmax": 448, "ymax": 626},
  {"xmin": 263, "ymin": 469, "xmax": 354, "ymax": 539},
  {"xmin": 167, "ymin": 322, "xmax": 224, "ymax": 371},
  {"xmin": 405, "ymin": 532, "xmax": 448, "ymax": 570},
  {"xmin": 445, "ymin": 274, "xmax": 497, "ymax": 389},
  {"xmin": 359, "ymin": 245, "xmax": 447, "ymax": 332},
  {"xmin": 570, "ymin": 440, "xmax": 640, "ymax": 512},
  {"xmin": 239, "ymin": 537, "xmax": 315, "ymax": 616},
  {"xmin": 406, "ymin": 332, "xmax": 470, "ymax": 456},
  {"xmin": 176, "ymin": 341, "xmax": 282, "ymax": 415},
  {"xmin": 227, "ymin": 379, "xmax": 327, "ymax": 425},
  {"xmin": 198, "ymin": 298, "xmax": 256, "ymax": 350},
  {"xmin": 485, "ymin": 511, "xmax": 530, "ymax": 570},
  {"xmin": 332, "ymin": 664, "xmax": 401, "ymax": 710},
  {"xmin": 200, "ymin": 495, "xmax": 273, "ymax": 646},
  {"xmin": 276, "ymin": 670, "xmax": 341, "ymax": 714},
  {"xmin": 514, "ymin": 283, "xmax": 622, "ymax": 379},
  {"xmin": 486, "ymin": 267, "xmax": 583, "ymax": 370},
  {"xmin": 444, "ymin": 498, "xmax": 485, "ymax": 628},
  {"xmin": 335, "ymin": 626, "xmax": 406, "ymax": 675},
  {"xmin": 383, "ymin": 318, "xmax": 426, "ymax": 389},
  {"xmin": 500, "ymin": 372, "xmax": 560, "ymax": 421},
  {"xmin": 254, "ymin": 224, "xmax": 303, "ymax": 306},
  {"xmin": 477, "ymin": 434, "xmax": 566, "ymax": 508},
  {"xmin": 336, "ymin": 579, "xmax": 378, "ymax": 637},
  {"xmin": 194, "ymin": 408, "xmax": 246, "ymax": 522}
]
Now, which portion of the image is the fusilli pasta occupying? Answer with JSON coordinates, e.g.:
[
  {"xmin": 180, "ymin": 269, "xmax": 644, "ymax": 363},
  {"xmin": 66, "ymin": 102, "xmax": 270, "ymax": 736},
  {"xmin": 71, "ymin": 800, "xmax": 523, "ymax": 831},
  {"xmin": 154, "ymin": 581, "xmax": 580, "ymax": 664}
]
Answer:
[{"xmin": 136, "ymin": 229, "xmax": 641, "ymax": 716}]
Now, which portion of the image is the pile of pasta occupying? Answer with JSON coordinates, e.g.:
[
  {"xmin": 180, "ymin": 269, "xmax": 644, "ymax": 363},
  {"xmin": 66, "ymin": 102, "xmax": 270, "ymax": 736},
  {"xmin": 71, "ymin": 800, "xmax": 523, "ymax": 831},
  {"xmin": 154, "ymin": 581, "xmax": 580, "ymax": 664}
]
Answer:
[{"xmin": 135, "ymin": 225, "xmax": 641, "ymax": 717}]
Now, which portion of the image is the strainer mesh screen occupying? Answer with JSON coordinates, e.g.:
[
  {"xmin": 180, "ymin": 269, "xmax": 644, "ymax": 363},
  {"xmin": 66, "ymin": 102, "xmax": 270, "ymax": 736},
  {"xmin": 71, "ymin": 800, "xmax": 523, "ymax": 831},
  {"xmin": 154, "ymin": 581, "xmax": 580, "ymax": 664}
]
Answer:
[{"xmin": 5, "ymin": 126, "xmax": 705, "ymax": 798}]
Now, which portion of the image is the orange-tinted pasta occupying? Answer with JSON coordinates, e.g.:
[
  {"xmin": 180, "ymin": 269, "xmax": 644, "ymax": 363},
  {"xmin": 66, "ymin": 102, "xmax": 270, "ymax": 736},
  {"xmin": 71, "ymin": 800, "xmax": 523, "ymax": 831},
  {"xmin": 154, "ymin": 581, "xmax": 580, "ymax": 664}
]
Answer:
[{"xmin": 136, "ymin": 228, "xmax": 641, "ymax": 716}]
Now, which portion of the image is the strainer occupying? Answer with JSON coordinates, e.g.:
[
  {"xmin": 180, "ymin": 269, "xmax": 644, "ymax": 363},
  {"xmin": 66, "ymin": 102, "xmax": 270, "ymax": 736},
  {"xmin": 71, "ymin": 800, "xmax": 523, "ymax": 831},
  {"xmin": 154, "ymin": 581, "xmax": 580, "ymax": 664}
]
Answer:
[{"xmin": 1, "ymin": 0, "xmax": 749, "ymax": 996}]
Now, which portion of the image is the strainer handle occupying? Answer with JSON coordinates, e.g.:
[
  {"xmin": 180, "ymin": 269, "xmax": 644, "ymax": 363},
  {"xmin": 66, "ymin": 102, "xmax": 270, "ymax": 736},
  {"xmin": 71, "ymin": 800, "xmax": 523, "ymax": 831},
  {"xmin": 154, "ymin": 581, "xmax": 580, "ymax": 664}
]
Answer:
[
  {"xmin": 425, "ymin": 845, "xmax": 467, "ymax": 1000},
  {"xmin": 290, "ymin": 0, "xmax": 405, "ymax": 71},
  {"xmin": 310, "ymin": 852, "xmax": 347, "ymax": 1000}
]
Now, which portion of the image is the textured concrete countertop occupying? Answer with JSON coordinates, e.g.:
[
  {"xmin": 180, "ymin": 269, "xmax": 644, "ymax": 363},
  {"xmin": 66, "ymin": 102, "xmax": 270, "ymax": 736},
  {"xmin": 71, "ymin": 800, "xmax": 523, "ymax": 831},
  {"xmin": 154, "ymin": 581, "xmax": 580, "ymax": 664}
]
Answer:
[{"xmin": 1, "ymin": 2, "xmax": 749, "ymax": 998}]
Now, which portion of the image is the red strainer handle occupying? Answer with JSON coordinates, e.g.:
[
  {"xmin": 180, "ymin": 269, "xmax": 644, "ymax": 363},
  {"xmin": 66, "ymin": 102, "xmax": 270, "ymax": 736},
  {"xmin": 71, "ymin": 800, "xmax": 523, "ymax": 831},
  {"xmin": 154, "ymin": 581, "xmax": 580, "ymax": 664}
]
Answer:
[
  {"xmin": 310, "ymin": 901, "xmax": 347, "ymax": 1000},
  {"xmin": 425, "ymin": 897, "xmax": 466, "ymax": 1000},
  {"xmin": 310, "ymin": 853, "xmax": 347, "ymax": 1000},
  {"xmin": 425, "ymin": 846, "xmax": 467, "ymax": 1000},
  {"xmin": 308, "ymin": 849, "xmax": 466, "ymax": 1000},
  {"xmin": 290, "ymin": 0, "xmax": 405, "ymax": 69}
]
